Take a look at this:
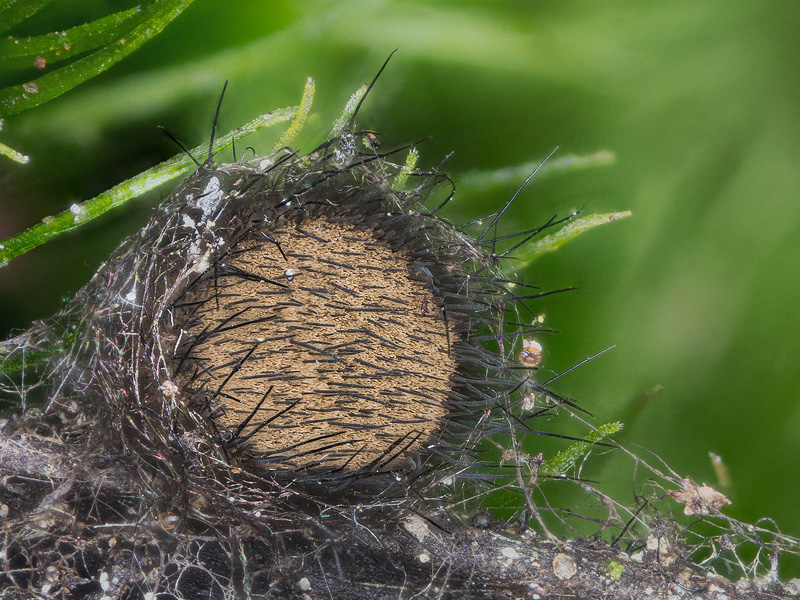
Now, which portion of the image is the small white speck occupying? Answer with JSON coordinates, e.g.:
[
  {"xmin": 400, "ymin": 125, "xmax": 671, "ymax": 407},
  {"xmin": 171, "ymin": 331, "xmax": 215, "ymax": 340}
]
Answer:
[
  {"xmin": 124, "ymin": 284, "xmax": 137, "ymax": 304},
  {"xmin": 553, "ymin": 552, "xmax": 577, "ymax": 580},
  {"xmin": 521, "ymin": 393, "xmax": 535, "ymax": 412},
  {"xmin": 161, "ymin": 380, "xmax": 178, "ymax": 397},
  {"xmin": 403, "ymin": 514, "xmax": 431, "ymax": 542},
  {"xmin": 188, "ymin": 241, "xmax": 202, "ymax": 261},
  {"xmin": 501, "ymin": 547, "xmax": 520, "ymax": 559},
  {"xmin": 298, "ymin": 577, "xmax": 311, "ymax": 591},
  {"xmin": 69, "ymin": 203, "xmax": 86, "ymax": 223},
  {"xmin": 419, "ymin": 553, "xmax": 430, "ymax": 563},
  {"xmin": 0, "ymin": 504, "xmax": 8, "ymax": 518},
  {"xmin": 182, "ymin": 214, "xmax": 196, "ymax": 229},
  {"xmin": 285, "ymin": 268, "xmax": 296, "ymax": 281},
  {"xmin": 197, "ymin": 176, "xmax": 224, "ymax": 218},
  {"xmin": 192, "ymin": 249, "xmax": 210, "ymax": 273}
]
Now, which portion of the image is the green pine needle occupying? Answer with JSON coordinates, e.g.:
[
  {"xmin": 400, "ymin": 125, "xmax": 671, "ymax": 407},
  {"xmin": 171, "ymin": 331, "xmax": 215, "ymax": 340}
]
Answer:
[
  {"xmin": 541, "ymin": 421, "xmax": 623, "ymax": 476},
  {"xmin": 0, "ymin": 0, "xmax": 197, "ymax": 117},
  {"xmin": 0, "ymin": 106, "xmax": 297, "ymax": 268}
]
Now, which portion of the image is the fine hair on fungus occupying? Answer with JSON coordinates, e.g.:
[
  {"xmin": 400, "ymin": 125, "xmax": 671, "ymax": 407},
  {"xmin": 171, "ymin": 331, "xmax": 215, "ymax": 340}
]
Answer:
[{"xmin": 163, "ymin": 150, "xmax": 509, "ymax": 483}]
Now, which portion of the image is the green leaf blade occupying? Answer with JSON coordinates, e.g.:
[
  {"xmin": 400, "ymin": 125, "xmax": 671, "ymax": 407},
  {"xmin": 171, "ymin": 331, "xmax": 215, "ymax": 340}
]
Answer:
[
  {"xmin": 542, "ymin": 421, "xmax": 623, "ymax": 476},
  {"xmin": 0, "ymin": 106, "xmax": 297, "ymax": 267},
  {"xmin": 0, "ymin": 0, "xmax": 196, "ymax": 117},
  {"xmin": 0, "ymin": 0, "xmax": 56, "ymax": 33},
  {"xmin": 457, "ymin": 150, "xmax": 616, "ymax": 193},
  {"xmin": 0, "ymin": 7, "xmax": 143, "ymax": 66},
  {"xmin": 516, "ymin": 211, "xmax": 632, "ymax": 267}
]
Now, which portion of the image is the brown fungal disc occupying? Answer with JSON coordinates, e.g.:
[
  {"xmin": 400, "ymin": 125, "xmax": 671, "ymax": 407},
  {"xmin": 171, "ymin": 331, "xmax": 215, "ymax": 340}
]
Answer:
[{"xmin": 173, "ymin": 218, "xmax": 456, "ymax": 474}]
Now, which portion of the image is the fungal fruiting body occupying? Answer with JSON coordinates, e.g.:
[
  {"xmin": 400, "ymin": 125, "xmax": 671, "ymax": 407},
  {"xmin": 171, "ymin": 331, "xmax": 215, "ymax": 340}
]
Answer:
[
  {"xmin": 170, "ymin": 191, "xmax": 460, "ymax": 477},
  {"xmin": 115, "ymin": 136, "xmax": 535, "ymax": 489}
]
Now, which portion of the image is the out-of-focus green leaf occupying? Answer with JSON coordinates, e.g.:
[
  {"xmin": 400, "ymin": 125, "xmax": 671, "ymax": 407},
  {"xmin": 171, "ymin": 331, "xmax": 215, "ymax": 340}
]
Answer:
[
  {"xmin": 517, "ymin": 211, "xmax": 632, "ymax": 267},
  {"xmin": 457, "ymin": 151, "xmax": 617, "ymax": 193},
  {"xmin": 0, "ymin": 138, "xmax": 28, "ymax": 163}
]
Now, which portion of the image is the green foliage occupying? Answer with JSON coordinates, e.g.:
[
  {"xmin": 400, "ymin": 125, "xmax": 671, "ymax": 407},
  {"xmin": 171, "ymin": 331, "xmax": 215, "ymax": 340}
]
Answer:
[
  {"xmin": 329, "ymin": 85, "xmax": 367, "ymax": 140},
  {"xmin": 606, "ymin": 561, "xmax": 625, "ymax": 581},
  {"xmin": 0, "ymin": 0, "xmax": 196, "ymax": 118},
  {"xmin": 392, "ymin": 148, "xmax": 418, "ymax": 191},
  {"xmin": 456, "ymin": 151, "xmax": 617, "ymax": 193},
  {"xmin": 0, "ymin": 62, "xmax": 617, "ymax": 269},
  {"xmin": 0, "ymin": 0, "xmax": 56, "ymax": 32},
  {"xmin": 0, "ymin": 6, "xmax": 143, "ymax": 68},
  {"xmin": 517, "ymin": 211, "xmax": 632, "ymax": 267},
  {"xmin": 541, "ymin": 421, "xmax": 623, "ymax": 476},
  {"xmin": 0, "ymin": 138, "xmax": 28, "ymax": 163}
]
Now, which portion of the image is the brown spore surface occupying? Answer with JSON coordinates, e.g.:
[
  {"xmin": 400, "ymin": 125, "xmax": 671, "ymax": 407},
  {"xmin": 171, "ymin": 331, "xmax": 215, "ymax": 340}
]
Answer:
[{"xmin": 173, "ymin": 218, "xmax": 456, "ymax": 474}]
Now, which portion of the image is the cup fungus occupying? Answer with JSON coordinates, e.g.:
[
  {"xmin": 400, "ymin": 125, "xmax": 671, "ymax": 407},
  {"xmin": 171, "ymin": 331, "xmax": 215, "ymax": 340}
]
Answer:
[{"xmin": 157, "ymin": 138, "xmax": 534, "ymax": 486}]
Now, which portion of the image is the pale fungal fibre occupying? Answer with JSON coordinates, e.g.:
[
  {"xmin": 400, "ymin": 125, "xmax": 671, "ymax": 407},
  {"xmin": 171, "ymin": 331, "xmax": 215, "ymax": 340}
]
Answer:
[{"xmin": 2, "ymin": 83, "xmax": 800, "ymax": 598}]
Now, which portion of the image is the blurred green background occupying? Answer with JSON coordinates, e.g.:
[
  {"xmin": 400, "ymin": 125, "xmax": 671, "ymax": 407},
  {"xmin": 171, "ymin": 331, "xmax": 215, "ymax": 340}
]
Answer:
[{"xmin": 1, "ymin": 0, "xmax": 799, "ymax": 571}]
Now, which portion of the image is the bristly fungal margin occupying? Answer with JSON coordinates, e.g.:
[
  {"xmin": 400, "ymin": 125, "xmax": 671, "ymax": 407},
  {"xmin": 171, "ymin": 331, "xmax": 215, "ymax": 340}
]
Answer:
[{"xmin": 137, "ymin": 131, "xmax": 561, "ymax": 492}]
